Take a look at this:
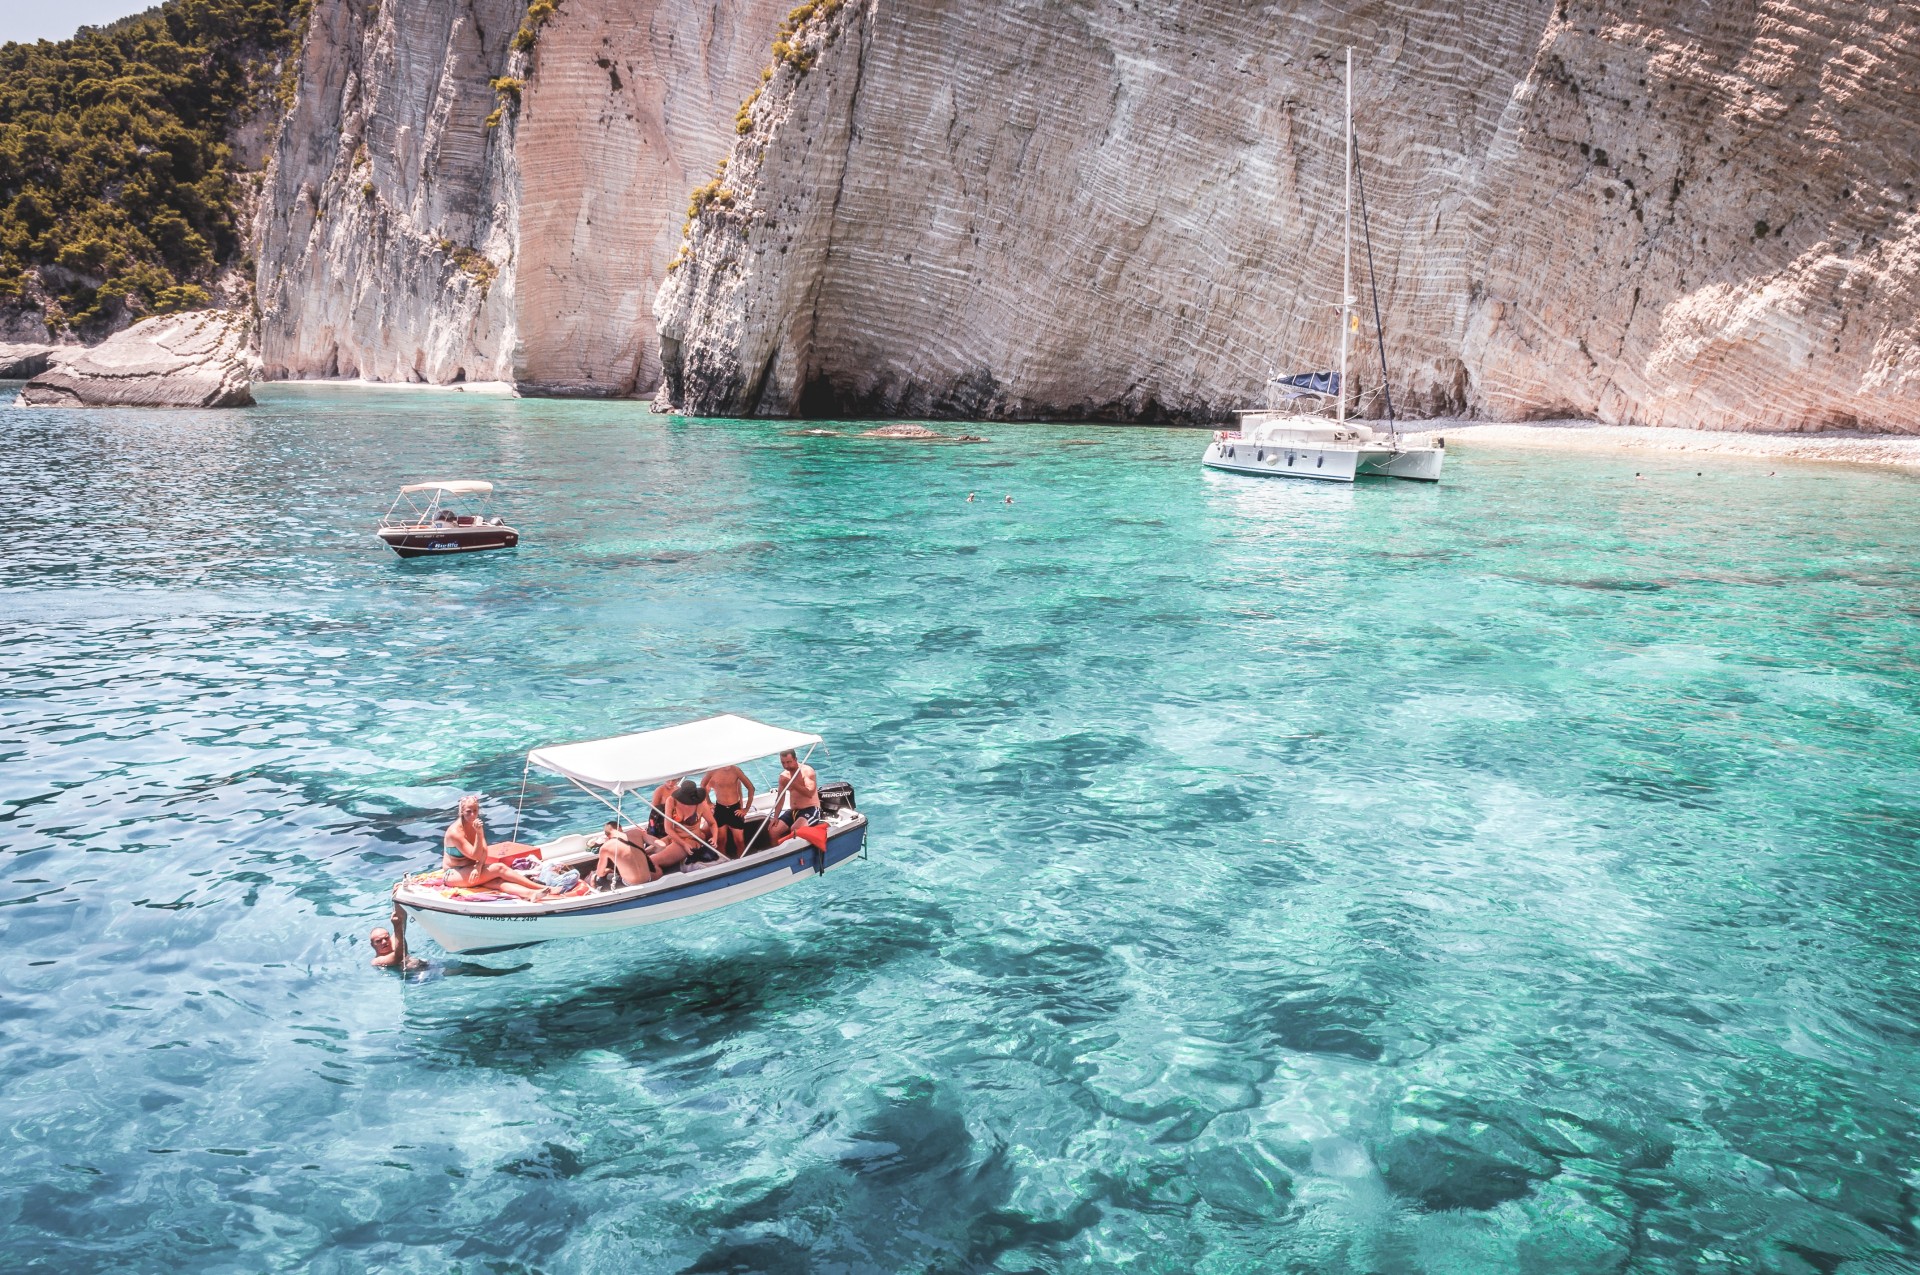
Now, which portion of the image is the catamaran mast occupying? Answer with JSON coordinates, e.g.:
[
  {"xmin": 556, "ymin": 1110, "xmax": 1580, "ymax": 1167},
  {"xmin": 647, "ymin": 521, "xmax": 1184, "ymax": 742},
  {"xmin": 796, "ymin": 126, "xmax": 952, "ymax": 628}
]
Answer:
[{"xmin": 1337, "ymin": 47, "xmax": 1352, "ymax": 425}]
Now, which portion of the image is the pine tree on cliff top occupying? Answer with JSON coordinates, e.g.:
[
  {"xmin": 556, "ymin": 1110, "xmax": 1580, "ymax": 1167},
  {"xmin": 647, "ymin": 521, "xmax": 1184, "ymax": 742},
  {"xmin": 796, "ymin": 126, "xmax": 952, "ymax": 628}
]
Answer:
[{"xmin": 0, "ymin": 0, "xmax": 304, "ymax": 339}]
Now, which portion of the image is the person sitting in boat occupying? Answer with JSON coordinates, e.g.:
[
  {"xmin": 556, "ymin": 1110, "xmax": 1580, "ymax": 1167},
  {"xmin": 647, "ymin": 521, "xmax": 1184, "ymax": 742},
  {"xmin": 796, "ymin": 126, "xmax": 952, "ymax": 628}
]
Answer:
[
  {"xmin": 591, "ymin": 818, "xmax": 663, "ymax": 889},
  {"xmin": 702, "ymin": 764, "xmax": 756, "ymax": 858},
  {"xmin": 443, "ymin": 796, "xmax": 553, "ymax": 899},
  {"xmin": 659, "ymin": 777, "xmax": 718, "ymax": 865},
  {"xmin": 765, "ymin": 750, "xmax": 824, "ymax": 842},
  {"xmin": 628, "ymin": 777, "xmax": 678, "ymax": 844}
]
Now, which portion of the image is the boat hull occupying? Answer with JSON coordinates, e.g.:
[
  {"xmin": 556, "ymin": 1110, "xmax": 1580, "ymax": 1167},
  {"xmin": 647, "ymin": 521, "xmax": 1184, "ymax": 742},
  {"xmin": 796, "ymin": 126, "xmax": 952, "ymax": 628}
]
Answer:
[
  {"xmin": 377, "ymin": 526, "xmax": 519, "ymax": 558},
  {"xmin": 1202, "ymin": 439, "xmax": 1443, "ymax": 483},
  {"xmin": 400, "ymin": 818, "xmax": 867, "ymax": 954}
]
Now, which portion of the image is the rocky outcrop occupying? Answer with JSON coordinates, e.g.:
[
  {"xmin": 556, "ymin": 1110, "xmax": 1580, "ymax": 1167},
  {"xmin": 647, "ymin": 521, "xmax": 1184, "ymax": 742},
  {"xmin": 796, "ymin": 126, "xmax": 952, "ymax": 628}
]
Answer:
[
  {"xmin": 0, "ymin": 343, "xmax": 59, "ymax": 379},
  {"xmin": 255, "ymin": 0, "xmax": 788, "ymax": 394},
  {"xmin": 18, "ymin": 311, "xmax": 256, "ymax": 408},
  {"xmin": 656, "ymin": 0, "xmax": 1920, "ymax": 432}
]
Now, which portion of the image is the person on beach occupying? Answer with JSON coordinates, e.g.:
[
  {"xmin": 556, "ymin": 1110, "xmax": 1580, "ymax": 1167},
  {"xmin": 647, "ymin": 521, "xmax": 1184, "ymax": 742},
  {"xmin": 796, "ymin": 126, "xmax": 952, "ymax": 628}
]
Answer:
[
  {"xmin": 703, "ymin": 764, "xmax": 756, "ymax": 857},
  {"xmin": 765, "ymin": 749, "xmax": 823, "ymax": 843},
  {"xmin": 370, "ymin": 904, "xmax": 426, "ymax": 971},
  {"xmin": 443, "ymin": 796, "xmax": 553, "ymax": 899}
]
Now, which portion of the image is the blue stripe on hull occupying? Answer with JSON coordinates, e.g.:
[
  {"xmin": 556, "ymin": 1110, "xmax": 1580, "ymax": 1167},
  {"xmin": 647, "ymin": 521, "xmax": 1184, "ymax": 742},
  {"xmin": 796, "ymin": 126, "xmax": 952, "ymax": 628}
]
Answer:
[{"xmin": 401, "ymin": 820, "xmax": 869, "ymax": 952}]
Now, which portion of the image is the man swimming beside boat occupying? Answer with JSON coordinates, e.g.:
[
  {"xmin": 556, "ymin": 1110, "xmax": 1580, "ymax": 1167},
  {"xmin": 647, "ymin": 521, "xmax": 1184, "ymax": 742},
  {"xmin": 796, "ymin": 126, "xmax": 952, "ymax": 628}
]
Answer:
[
  {"xmin": 703, "ymin": 764, "xmax": 756, "ymax": 857},
  {"xmin": 765, "ymin": 750, "xmax": 824, "ymax": 842},
  {"xmin": 443, "ymin": 796, "xmax": 554, "ymax": 900}
]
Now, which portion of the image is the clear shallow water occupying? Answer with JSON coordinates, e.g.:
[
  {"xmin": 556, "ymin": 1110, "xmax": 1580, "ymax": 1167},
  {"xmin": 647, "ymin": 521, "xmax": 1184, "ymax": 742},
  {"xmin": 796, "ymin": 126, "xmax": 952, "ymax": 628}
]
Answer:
[{"xmin": 3, "ymin": 386, "xmax": 1920, "ymax": 1272}]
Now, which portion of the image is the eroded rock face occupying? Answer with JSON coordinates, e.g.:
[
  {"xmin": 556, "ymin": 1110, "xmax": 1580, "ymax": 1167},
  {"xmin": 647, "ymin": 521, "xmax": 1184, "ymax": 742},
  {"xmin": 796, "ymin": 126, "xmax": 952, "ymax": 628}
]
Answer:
[
  {"xmin": 256, "ymin": 0, "xmax": 786, "ymax": 395},
  {"xmin": 512, "ymin": 0, "xmax": 791, "ymax": 395},
  {"xmin": 19, "ymin": 311, "xmax": 257, "ymax": 408},
  {"xmin": 656, "ymin": 0, "xmax": 1920, "ymax": 431},
  {"xmin": 255, "ymin": 0, "xmax": 522, "ymax": 385},
  {"xmin": 0, "ymin": 343, "xmax": 58, "ymax": 379}
]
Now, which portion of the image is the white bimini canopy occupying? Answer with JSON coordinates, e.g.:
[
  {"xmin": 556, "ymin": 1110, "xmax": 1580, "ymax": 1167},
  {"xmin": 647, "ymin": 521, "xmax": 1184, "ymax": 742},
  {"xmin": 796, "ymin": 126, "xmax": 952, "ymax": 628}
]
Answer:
[
  {"xmin": 400, "ymin": 480, "xmax": 494, "ymax": 495},
  {"xmin": 527, "ymin": 714, "xmax": 822, "ymax": 795}
]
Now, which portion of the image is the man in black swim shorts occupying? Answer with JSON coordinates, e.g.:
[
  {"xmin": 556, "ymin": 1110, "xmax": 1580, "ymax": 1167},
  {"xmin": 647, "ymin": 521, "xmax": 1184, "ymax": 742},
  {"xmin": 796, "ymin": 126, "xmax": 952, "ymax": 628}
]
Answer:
[
  {"xmin": 765, "ymin": 750, "xmax": 824, "ymax": 843},
  {"xmin": 702, "ymin": 764, "xmax": 756, "ymax": 857}
]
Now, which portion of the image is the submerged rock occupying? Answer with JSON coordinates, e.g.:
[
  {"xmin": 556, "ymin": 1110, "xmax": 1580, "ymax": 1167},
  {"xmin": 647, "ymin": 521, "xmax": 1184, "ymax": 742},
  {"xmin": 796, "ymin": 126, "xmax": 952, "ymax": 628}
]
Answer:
[
  {"xmin": 18, "ymin": 310, "xmax": 256, "ymax": 408},
  {"xmin": 0, "ymin": 343, "xmax": 58, "ymax": 379},
  {"xmin": 858, "ymin": 423, "xmax": 946, "ymax": 439}
]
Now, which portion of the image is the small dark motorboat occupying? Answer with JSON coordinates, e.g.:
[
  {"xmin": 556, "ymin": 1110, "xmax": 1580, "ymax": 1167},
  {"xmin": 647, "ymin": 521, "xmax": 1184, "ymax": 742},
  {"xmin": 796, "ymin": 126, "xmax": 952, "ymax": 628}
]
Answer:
[{"xmin": 377, "ymin": 480, "xmax": 520, "ymax": 558}]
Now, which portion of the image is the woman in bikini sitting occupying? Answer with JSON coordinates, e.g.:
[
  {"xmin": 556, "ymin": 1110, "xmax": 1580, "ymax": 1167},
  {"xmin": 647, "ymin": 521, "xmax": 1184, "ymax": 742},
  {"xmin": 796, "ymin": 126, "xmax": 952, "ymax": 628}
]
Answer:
[{"xmin": 443, "ymin": 796, "xmax": 554, "ymax": 900}]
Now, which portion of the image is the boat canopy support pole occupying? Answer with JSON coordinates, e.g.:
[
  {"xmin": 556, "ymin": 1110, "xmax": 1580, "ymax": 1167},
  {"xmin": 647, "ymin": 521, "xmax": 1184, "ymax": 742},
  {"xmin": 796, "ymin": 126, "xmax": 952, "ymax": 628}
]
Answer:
[
  {"xmin": 510, "ymin": 760, "xmax": 531, "ymax": 844},
  {"xmin": 555, "ymin": 774, "xmax": 723, "ymax": 859},
  {"xmin": 738, "ymin": 742, "xmax": 822, "ymax": 860}
]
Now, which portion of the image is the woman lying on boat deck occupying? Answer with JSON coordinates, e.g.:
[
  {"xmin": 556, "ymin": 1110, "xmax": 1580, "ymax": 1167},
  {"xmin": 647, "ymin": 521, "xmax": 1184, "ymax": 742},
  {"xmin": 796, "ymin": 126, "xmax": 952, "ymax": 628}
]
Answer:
[
  {"xmin": 587, "ymin": 778, "xmax": 720, "ymax": 888},
  {"xmin": 443, "ymin": 795, "xmax": 561, "ymax": 900},
  {"xmin": 590, "ymin": 818, "xmax": 685, "ymax": 888}
]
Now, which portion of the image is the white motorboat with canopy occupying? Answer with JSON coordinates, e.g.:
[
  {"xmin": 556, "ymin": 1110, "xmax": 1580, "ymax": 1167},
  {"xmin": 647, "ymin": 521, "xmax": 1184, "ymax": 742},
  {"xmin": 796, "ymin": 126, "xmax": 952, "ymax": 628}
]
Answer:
[
  {"xmin": 1203, "ymin": 49, "xmax": 1444, "ymax": 484},
  {"xmin": 376, "ymin": 480, "xmax": 520, "ymax": 557},
  {"xmin": 393, "ymin": 715, "xmax": 867, "ymax": 953}
]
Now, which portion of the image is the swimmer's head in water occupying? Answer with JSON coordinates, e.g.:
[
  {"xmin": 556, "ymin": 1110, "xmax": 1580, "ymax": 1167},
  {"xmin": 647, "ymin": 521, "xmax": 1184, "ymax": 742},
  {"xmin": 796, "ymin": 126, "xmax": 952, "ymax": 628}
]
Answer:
[{"xmin": 370, "ymin": 928, "xmax": 393, "ymax": 952}]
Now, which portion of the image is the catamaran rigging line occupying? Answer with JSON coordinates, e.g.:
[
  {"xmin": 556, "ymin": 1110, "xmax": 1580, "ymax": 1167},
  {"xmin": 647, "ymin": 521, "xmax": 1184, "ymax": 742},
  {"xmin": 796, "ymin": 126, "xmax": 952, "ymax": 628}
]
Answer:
[{"xmin": 1352, "ymin": 122, "xmax": 1399, "ymax": 445}]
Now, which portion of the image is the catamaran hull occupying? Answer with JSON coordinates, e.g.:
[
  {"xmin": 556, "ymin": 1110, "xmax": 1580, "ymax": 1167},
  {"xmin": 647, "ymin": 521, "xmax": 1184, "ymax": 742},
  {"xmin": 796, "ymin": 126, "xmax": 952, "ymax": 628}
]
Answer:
[
  {"xmin": 1202, "ymin": 440, "xmax": 1443, "ymax": 483},
  {"xmin": 401, "ymin": 820, "xmax": 867, "ymax": 954},
  {"xmin": 1203, "ymin": 440, "xmax": 1359, "ymax": 482}
]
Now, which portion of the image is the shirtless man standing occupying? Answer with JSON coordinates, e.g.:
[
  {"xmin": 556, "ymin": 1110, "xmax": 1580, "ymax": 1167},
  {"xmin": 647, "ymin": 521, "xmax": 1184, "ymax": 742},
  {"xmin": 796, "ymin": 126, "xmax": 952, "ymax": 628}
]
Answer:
[
  {"xmin": 703, "ymin": 764, "xmax": 756, "ymax": 858},
  {"xmin": 443, "ymin": 796, "xmax": 551, "ymax": 899},
  {"xmin": 765, "ymin": 750, "xmax": 823, "ymax": 843}
]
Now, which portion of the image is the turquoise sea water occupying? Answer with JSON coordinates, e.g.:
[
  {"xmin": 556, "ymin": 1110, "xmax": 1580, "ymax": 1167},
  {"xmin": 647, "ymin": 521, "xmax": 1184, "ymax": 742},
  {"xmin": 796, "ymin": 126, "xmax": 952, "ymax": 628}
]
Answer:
[{"xmin": 3, "ymin": 386, "xmax": 1920, "ymax": 1272}]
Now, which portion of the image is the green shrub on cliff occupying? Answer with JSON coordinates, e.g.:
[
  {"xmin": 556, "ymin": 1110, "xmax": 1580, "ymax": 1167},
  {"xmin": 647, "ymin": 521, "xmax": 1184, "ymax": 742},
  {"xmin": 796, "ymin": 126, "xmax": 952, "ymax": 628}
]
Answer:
[
  {"xmin": 0, "ymin": 0, "xmax": 305, "ymax": 336},
  {"xmin": 512, "ymin": 0, "xmax": 557, "ymax": 54},
  {"xmin": 772, "ymin": 0, "xmax": 844, "ymax": 72},
  {"xmin": 485, "ymin": 75, "xmax": 524, "ymax": 129}
]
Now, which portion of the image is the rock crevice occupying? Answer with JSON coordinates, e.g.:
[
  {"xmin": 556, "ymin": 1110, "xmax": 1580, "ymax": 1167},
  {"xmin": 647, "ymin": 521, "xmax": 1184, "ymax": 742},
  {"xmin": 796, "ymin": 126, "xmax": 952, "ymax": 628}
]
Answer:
[{"xmin": 255, "ymin": 0, "xmax": 790, "ymax": 395}]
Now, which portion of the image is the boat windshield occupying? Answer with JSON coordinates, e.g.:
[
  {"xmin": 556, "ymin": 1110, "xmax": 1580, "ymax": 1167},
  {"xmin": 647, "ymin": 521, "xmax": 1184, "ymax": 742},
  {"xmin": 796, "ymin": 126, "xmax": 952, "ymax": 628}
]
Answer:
[{"xmin": 381, "ymin": 480, "xmax": 496, "ymax": 527}]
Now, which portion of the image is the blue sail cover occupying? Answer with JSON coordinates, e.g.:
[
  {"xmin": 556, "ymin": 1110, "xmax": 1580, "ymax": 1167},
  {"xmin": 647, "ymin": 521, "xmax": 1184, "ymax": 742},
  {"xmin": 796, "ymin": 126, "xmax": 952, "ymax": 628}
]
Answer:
[{"xmin": 1272, "ymin": 371, "xmax": 1341, "ymax": 397}]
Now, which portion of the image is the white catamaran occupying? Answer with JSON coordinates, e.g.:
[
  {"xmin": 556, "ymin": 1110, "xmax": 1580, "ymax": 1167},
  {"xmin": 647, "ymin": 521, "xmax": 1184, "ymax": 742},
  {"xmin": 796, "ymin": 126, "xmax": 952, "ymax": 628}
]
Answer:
[{"xmin": 1203, "ymin": 49, "xmax": 1444, "ymax": 484}]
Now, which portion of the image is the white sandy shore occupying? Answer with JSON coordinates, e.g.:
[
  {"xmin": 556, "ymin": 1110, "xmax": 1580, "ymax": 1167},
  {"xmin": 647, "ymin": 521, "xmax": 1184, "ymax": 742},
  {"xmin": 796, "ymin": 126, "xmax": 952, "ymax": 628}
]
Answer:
[
  {"xmin": 258, "ymin": 377, "xmax": 519, "ymax": 396},
  {"xmin": 1401, "ymin": 419, "xmax": 1920, "ymax": 474}
]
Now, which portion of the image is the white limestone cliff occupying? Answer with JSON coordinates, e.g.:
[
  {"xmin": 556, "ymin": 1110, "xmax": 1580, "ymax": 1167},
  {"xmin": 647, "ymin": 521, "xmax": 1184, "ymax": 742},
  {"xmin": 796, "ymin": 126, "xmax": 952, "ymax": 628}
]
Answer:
[
  {"xmin": 655, "ymin": 0, "xmax": 1920, "ymax": 431},
  {"xmin": 255, "ymin": 0, "xmax": 788, "ymax": 395}
]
